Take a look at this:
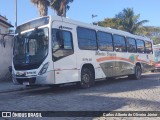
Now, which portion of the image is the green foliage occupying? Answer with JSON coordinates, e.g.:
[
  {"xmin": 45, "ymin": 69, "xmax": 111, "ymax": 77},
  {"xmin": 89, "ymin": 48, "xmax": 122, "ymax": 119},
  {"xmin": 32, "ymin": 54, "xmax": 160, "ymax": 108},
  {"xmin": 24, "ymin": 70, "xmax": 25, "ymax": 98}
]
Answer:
[
  {"xmin": 98, "ymin": 18, "xmax": 123, "ymax": 29},
  {"xmin": 116, "ymin": 8, "xmax": 148, "ymax": 34},
  {"xmin": 97, "ymin": 8, "xmax": 160, "ymax": 44},
  {"xmin": 152, "ymin": 37, "xmax": 160, "ymax": 45},
  {"xmin": 31, "ymin": 0, "xmax": 50, "ymax": 16},
  {"xmin": 136, "ymin": 26, "xmax": 160, "ymax": 45},
  {"xmin": 50, "ymin": 0, "xmax": 73, "ymax": 17},
  {"xmin": 98, "ymin": 8, "xmax": 148, "ymax": 34},
  {"xmin": 31, "ymin": 0, "xmax": 73, "ymax": 17}
]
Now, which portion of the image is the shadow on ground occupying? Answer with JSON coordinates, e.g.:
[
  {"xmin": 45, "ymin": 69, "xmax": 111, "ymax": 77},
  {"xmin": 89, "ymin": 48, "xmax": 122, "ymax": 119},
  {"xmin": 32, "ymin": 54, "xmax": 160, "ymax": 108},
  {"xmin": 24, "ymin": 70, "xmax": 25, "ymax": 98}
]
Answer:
[{"xmin": 0, "ymin": 73, "xmax": 159, "ymax": 113}]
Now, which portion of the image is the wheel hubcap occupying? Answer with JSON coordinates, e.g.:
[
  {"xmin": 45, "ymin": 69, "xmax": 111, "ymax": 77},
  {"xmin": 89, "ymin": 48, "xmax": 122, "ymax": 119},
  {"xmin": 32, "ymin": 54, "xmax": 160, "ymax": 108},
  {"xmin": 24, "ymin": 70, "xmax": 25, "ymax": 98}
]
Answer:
[{"xmin": 83, "ymin": 74, "xmax": 90, "ymax": 83}]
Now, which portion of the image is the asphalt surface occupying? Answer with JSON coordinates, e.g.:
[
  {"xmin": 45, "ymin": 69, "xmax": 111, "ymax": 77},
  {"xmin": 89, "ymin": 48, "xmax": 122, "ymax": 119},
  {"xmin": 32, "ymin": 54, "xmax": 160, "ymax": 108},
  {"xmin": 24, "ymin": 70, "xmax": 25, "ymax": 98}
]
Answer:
[{"xmin": 0, "ymin": 72, "xmax": 159, "ymax": 120}]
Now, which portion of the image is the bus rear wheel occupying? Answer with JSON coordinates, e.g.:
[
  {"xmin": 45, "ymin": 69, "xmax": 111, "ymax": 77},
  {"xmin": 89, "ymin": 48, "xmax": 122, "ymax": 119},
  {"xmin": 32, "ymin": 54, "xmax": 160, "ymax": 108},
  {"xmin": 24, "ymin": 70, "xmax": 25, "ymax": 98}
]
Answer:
[
  {"xmin": 79, "ymin": 67, "xmax": 95, "ymax": 89},
  {"xmin": 129, "ymin": 65, "xmax": 142, "ymax": 80}
]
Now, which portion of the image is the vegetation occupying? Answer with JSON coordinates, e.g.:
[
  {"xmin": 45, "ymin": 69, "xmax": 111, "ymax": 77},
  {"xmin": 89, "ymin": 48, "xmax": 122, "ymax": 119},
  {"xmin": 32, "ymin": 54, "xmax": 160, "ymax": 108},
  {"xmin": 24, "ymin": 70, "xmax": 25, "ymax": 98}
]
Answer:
[
  {"xmin": 50, "ymin": 0, "xmax": 73, "ymax": 17},
  {"xmin": 98, "ymin": 8, "xmax": 148, "ymax": 34},
  {"xmin": 31, "ymin": 0, "xmax": 50, "ymax": 16},
  {"xmin": 152, "ymin": 36, "xmax": 160, "ymax": 45},
  {"xmin": 98, "ymin": 8, "xmax": 160, "ymax": 44},
  {"xmin": 116, "ymin": 8, "xmax": 148, "ymax": 34},
  {"xmin": 98, "ymin": 18, "xmax": 123, "ymax": 29},
  {"xmin": 31, "ymin": 0, "xmax": 73, "ymax": 17}
]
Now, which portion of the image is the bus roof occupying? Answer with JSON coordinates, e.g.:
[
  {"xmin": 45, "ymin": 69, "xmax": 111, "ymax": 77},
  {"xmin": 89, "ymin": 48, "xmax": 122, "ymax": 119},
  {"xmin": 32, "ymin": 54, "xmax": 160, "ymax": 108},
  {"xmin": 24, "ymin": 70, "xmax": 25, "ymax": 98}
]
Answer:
[
  {"xmin": 17, "ymin": 15, "xmax": 152, "ymax": 42},
  {"xmin": 51, "ymin": 15, "xmax": 152, "ymax": 42}
]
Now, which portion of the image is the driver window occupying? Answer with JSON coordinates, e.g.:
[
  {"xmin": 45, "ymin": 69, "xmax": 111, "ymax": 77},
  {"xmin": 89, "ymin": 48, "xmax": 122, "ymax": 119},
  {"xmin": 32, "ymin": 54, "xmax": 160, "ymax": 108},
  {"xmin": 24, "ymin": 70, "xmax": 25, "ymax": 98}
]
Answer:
[{"xmin": 52, "ymin": 29, "xmax": 74, "ymax": 61}]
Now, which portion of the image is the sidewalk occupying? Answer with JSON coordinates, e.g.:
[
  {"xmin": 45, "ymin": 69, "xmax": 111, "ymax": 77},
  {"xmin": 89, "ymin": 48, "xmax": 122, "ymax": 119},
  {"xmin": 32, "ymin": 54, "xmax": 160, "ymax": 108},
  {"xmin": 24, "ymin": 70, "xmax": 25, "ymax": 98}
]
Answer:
[{"xmin": 0, "ymin": 81, "xmax": 25, "ymax": 92}]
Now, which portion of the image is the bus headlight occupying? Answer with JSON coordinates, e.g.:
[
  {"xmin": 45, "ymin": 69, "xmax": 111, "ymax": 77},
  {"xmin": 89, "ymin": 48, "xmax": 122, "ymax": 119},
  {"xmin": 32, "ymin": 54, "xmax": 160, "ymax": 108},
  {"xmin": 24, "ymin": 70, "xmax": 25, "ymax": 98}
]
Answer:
[{"xmin": 38, "ymin": 62, "xmax": 49, "ymax": 75}]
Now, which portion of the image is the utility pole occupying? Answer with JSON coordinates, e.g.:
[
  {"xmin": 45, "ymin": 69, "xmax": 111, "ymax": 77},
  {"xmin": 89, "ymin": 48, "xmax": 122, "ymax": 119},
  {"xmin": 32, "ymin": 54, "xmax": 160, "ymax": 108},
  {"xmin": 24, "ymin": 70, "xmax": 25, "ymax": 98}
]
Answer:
[{"xmin": 14, "ymin": 0, "xmax": 17, "ymax": 28}]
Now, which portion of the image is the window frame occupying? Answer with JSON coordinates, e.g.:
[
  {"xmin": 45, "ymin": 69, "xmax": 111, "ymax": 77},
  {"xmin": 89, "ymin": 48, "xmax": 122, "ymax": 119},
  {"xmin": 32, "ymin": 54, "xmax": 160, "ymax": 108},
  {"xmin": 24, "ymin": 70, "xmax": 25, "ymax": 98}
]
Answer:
[
  {"xmin": 97, "ymin": 31, "xmax": 114, "ymax": 51},
  {"xmin": 145, "ymin": 41, "xmax": 153, "ymax": 54},
  {"xmin": 52, "ymin": 28, "xmax": 74, "ymax": 62},
  {"xmin": 136, "ymin": 39, "xmax": 145, "ymax": 54},
  {"xmin": 113, "ymin": 34, "xmax": 127, "ymax": 52},
  {"xmin": 77, "ymin": 26, "xmax": 98, "ymax": 50},
  {"xmin": 126, "ymin": 37, "xmax": 137, "ymax": 53},
  {"xmin": 52, "ymin": 28, "xmax": 74, "ymax": 51}
]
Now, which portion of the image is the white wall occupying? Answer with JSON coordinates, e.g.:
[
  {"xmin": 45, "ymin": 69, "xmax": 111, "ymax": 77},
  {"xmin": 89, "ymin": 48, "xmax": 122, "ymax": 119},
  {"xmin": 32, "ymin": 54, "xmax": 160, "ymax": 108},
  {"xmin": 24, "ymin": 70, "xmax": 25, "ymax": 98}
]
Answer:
[
  {"xmin": 0, "ymin": 35, "xmax": 13, "ymax": 81},
  {"xmin": 0, "ymin": 25, "xmax": 8, "ymax": 34}
]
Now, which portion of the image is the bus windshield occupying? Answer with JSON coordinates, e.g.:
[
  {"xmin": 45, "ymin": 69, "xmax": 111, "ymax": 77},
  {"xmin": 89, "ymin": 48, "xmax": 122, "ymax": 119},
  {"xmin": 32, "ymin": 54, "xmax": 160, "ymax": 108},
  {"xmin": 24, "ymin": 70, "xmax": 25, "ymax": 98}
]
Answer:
[{"xmin": 13, "ymin": 28, "xmax": 49, "ymax": 65}]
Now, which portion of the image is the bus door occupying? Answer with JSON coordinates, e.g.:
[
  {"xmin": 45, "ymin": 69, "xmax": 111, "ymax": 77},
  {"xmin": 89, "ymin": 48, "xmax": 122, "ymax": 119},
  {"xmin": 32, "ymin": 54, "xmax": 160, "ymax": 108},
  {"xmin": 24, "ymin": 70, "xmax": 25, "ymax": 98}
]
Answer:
[{"xmin": 52, "ymin": 21, "xmax": 78, "ymax": 84}]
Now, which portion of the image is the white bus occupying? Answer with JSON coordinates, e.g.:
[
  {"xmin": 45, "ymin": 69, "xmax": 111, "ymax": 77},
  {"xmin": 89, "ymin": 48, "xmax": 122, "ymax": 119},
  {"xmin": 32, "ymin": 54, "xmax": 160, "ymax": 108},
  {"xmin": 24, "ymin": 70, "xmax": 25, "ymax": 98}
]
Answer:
[
  {"xmin": 12, "ymin": 16, "xmax": 155, "ymax": 88},
  {"xmin": 152, "ymin": 44, "xmax": 160, "ymax": 71}
]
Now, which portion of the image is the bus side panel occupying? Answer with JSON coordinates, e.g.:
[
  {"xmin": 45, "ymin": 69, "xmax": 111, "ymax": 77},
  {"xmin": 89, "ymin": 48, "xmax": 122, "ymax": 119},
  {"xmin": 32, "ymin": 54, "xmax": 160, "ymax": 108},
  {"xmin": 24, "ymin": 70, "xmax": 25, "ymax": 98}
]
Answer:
[
  {"xmin": 96, "ymin": 51, "xmax": 117, "ymax": 78},
  {"xmin": 135, "ymin": 53, "xmax": 154, "ymax": 72},
  {"xmin": 140, "ymin": 54, "xmax": 155, "ymax": 72}
]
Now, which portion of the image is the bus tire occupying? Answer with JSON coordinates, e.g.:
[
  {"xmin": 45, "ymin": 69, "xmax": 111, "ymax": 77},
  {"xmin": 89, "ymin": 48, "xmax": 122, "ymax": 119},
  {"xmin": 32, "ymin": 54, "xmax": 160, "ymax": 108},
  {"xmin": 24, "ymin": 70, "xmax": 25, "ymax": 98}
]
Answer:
[
  {"xmin": 129, "ymin": 65, "xmax": 142, "ymax": 80},
  {"xmin": 79, "ymin": 67, "xmax": 95, "ymax": 89}
]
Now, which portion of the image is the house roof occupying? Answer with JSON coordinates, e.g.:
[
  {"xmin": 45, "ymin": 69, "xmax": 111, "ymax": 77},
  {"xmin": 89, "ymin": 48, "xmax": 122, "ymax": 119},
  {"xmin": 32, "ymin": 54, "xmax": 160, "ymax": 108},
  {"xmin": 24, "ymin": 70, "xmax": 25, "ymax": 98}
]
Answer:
[
  {"xmin": 0, "ymin": 15, "xmax": 7, "ymax": 20},
  {"xmin": 0, "ymin": 16, "xmax": 13, "ymax": 28}
]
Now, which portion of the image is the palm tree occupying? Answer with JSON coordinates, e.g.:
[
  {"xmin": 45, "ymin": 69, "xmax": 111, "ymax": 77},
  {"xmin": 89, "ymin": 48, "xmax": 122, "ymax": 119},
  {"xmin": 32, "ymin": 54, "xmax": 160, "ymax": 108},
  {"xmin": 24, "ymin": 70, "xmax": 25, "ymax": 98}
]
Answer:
[
  {"xmin": 50, "ymin": 0, "xmax": 73, "ymax": 17},
  {"xmin": 116, "ymin": 8, "xmax": 148, "ymax": 34},
  {"xmin": 31, "ymin": 0, "xmax": 50, "ymax": 16}
]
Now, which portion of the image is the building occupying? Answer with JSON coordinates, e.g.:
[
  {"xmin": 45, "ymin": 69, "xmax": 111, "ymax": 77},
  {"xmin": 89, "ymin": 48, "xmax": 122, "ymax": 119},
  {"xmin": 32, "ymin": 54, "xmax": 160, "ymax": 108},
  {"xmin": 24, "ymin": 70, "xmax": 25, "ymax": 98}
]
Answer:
[
  {"xmin": 0, "ymin": 15, "xmax": 13, "ymax": 34},
  {"xmin": 0, "ymin": 15, "xmax": 14, "ymax": 81}
]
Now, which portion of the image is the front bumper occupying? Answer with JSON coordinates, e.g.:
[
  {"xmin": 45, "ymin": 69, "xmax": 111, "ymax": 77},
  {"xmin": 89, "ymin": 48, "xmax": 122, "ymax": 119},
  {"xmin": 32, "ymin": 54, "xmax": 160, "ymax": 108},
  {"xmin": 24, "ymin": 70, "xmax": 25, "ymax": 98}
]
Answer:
[{"xmin": 12, "ymin": 71, "xmax": 54, "ymax": 85}]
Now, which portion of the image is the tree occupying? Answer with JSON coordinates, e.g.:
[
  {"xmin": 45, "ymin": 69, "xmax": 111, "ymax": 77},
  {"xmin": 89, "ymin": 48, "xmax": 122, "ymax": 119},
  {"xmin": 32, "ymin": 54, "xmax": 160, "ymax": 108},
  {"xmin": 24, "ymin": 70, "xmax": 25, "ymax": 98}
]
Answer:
[
  {"xmin": 50, "ymin": 0, "xmax": 73, "ymax": 17},
  {"xmin": 116, "ymin": 8, "xmax": 148, "ymax": 34},
  {"xmin": 152, "ymin": 36, "xmax": 160, "ymax": 45},
  {"xmin": 31, "ymin": 0, "xmax": 50, "ymax": 16},
  {"xmin": 98, "ymin": 18, "xmax": 123, "ymax": 30}
]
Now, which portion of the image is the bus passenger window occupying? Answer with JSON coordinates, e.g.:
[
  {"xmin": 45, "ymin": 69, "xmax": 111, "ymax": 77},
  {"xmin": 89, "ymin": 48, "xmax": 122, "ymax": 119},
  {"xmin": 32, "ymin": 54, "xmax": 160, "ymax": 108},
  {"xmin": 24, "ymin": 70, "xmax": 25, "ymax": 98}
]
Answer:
[
  {"xmin": 97, "ymin": 31, "xmax": 113, "ymax": 51},
  {"xmin": 77, "ymin": 27, "xmax": 97, "ymax": 50},
  {"xmin": 145, "ymin": 41, "xmax": 153, "ymax": 54},
  {"xmin": 127, "ymin": 37, "xmax": 137, "ymax": 53},
  {"xmin": 136, "ymin": 39, "xmax": 145, "ymax": 53},
  {"xmin": 113, "ymin": 35, "xmax": 126, "ymax": 52}
]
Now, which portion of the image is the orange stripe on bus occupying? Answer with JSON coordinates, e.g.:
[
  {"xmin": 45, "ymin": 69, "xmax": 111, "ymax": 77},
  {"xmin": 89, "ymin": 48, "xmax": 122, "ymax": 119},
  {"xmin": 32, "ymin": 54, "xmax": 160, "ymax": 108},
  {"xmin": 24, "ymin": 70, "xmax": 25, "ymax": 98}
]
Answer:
[
  {"xmin": 96, "ymin": 56, "xmax": 115, "ymax": 62},
  {"xmin": 97, "ymin": 56, "xmax": 130, "ymax": 63},
  {"xmin": 96, "ymin": 56, "xmax": 149, "ymax": 64}
]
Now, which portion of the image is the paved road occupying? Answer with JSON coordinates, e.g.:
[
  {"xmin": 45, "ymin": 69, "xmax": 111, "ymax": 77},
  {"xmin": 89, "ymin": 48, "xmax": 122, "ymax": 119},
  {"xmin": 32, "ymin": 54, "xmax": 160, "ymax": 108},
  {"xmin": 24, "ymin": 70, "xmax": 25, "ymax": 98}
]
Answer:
[{"xmin": 0, "ymin": 72, "xmax": 160, "ymax": 120}]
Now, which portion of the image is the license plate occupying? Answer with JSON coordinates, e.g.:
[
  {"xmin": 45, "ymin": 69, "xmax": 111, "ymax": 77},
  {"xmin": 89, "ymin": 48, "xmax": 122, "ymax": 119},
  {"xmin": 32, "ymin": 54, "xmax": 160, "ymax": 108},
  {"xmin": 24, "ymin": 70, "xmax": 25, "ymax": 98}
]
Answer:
[{"xmin": 23, "ymin": 82, "xmax": 30, "ymax": 85}]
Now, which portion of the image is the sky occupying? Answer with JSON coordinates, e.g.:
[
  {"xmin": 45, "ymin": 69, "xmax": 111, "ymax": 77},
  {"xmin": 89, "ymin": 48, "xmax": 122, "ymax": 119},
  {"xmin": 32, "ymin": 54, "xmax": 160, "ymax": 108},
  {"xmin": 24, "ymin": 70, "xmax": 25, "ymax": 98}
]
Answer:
[{"xmin": 0, "ymin": 0, "xmax": 160, "ymax": 28}]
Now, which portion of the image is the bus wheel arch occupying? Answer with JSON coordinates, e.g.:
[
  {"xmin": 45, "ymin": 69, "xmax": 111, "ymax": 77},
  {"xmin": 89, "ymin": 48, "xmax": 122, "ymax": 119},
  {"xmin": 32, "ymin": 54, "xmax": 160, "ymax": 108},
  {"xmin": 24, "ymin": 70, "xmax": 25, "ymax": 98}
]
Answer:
[{"xmin": 78, "ymin": 64, "xmax": 95, "ymax": 88}]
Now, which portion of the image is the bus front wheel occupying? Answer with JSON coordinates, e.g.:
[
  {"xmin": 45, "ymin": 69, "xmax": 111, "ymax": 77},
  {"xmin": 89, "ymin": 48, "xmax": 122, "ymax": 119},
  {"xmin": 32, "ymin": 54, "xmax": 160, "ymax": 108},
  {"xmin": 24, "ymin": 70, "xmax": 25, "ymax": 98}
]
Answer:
[{"xmin": 79, "ymin": 67, "xmax": 95, "ymax": 89}]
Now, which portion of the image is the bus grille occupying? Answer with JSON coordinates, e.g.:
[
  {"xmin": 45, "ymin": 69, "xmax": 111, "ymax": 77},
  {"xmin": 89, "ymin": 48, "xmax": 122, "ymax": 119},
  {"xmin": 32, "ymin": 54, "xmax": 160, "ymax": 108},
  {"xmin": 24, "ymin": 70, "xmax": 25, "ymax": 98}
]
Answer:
[{"xmin": 14, "ymin": 63, "xmax": 40, "ymax": 70}]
